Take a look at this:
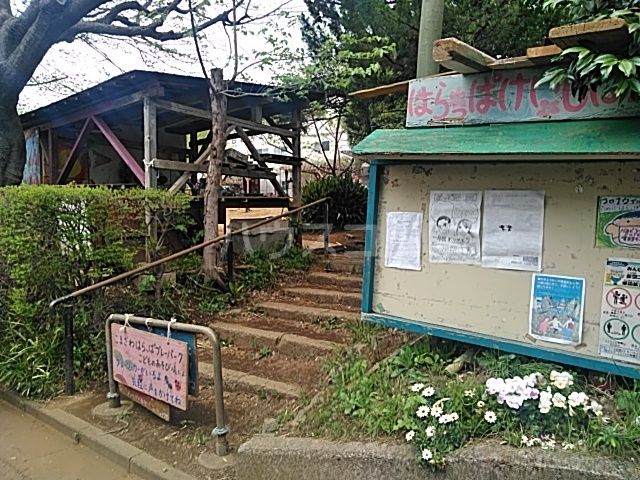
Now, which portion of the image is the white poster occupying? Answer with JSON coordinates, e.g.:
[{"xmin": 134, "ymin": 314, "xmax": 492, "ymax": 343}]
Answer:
[
  {"xmin": 598, "ymin": 258, "xmax": 640, "ymax": 365},
  {"xmin": 482, "ymin": 190, "xmax": 545, "ymax": 271},
  {"xmin": 384, "ymin": 212, "xmax": 423, "ymax": 271},
  {"xmin": 429, "ymin": 191, "xmax": 482, "ymax": 265}
]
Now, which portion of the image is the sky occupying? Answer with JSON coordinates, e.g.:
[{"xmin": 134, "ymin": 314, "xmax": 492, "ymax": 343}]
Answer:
[{"xmin": 18, "ymin": 0, "xmax": 309, "ymax": 112}]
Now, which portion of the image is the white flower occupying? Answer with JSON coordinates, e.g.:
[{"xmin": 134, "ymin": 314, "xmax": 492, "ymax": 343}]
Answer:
[
  {"xmin": 539, "ymin": 404, "xmax": 551, "ymax": 414},
  {"xmin": 405, "ymin": 430, "xmax": 415, "ymax": 442},
  {"xmin": 552, "ymin": 393, "xmax": 567, "ymax": 409},
  {"xmin": 521, "ymin": 435, "xmax": 529, "ymax": 445},
  {"xmin": 464, "ymin": 390, "xmax": 475, "ymax": 398},
  {"xmin": 538, "ymin": 389, "xmax": 553, "ymax": 414},
  {"xmin": 568, "ymin": 391, "xmax": 589, "ymax": 408},
  {"xmin": 438, "ymin": 414, "xmax": 451, "ymax": 425},
  {"xmin": 476, "ymin": 401, "xmax": 485, "ymax": 408},
  {"xmin": 425, "ymin": 426, "xmax": 435, "ymax": 438},
  {"xmin": 411, "ymin": 383, "xmax": 425, "ymax": 392},
  {"xmin": 416, "ymin": 405, "xmax": 431, "ymax": 418},
  {"xmin": 550, "ymin": 371, "xmax": 573, "ymax": 390},
  {"xmin": 421, "ymin": 386, "xmax": 435, "ymax": 398},
  {"xmin": 505, "ymin": 394, "xmax": 525, "ymax": 410},
  {"xmin": 562, "ymin": 443, "xmax": 575, "ymax": 450},
  {"xmin": 484, "ymin": 411, "xmax": 497, "ymax": 424},
  {"xmin": 450, "ymin": 412, "xmax": 459, "ymax": 421},
  {"xmin": 421, "ymin": 448, "xmax": 433, "ymax": 461},
  {"xmin": 431, "ymin": 406, "xmax": 443, "ymax": 418},
  {"xmin": 486, "ymin": 378, "xmax": 506, "ymax": 395},
  {"xmin": 590, "ymin": 401, "xmax": 603, "ymax": 417}
]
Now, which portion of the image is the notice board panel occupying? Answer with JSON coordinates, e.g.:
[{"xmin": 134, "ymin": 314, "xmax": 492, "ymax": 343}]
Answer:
[{"xmin": 370, "ymin": 161, "xmax": 640, "ymax": 372}]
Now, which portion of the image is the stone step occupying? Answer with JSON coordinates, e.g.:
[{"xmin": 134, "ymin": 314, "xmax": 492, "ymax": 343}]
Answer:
[
  {"xmin": 200, "ymin": 363, "xmax": 304, "ymax": 399},
  {"xmin": 320, "ymin": 255, "xmax": 364, "ymax": 274},
  {"xmin": 257, "ymin": 301, "xmax": 360, "ymax": 324},
  {"xmin": 283, "ymin": 287, "xmax": 361, "ymax": 309},
  {"xmin": 306, "ymin": 271, "xmax": 363, "ymax": 291},
  {"xmin": 212, "ymin": 321, "xmax": 340, "ymax": 358}
]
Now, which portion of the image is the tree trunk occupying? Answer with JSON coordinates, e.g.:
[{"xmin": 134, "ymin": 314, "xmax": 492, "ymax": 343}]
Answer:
[
  {"xmin": 0, "ymin": 96, "xmax": 26, "ymax": 185},
  {"xmin": 202, "ymin": 68, "xmax": 227, "ymax": 282}
]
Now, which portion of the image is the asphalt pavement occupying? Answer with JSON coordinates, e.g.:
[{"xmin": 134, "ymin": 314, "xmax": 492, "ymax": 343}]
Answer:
[{"xmin": 0, "ymin": 399, "xmax": 142, "ymax": 480}]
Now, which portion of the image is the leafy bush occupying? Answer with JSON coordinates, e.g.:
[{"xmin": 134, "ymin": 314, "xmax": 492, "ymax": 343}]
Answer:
[
  {"xmin": 0, "ymin": 185, "xmax": 191, "ymax": 397},
  {"xmin": 302, "ymin": 174, "xmax": 367, "ymax": 230}
]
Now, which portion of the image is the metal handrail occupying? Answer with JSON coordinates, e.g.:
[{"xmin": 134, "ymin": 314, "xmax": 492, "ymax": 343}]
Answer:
[{"xmin": 49, "ymin": 196, "xmax": 329, "ymax": 397}]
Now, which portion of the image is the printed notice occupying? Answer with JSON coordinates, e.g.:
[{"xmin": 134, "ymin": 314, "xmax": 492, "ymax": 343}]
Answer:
[
  {"xmin": 482, "ymin": 190, "xmax": 545, "ymax": 271},
  {"xmin": 596, "ymin": 196, "xmax": 640, "ymax": 249},
  {"xmin": 598, "ymin": 258, "xmax": 640, "ymax": 365},
  {"xmin": 385, "ymin": 211, "xmax": 423, "ymax": 271},
  {"xmin": 429, "ymin": 191, "xmax": 482, "ymax": 265},
  {"xmin": 529, "ymin": 274, "xmax": 585, "ymax": 345}
]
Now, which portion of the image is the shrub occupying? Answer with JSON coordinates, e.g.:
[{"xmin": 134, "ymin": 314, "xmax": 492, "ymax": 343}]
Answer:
[
  {"xmin": 302, "ymin": 174, "xmax": 367, "ymax": 230},
  {"xmin": 0, "ymin": 185, "xmax": 191, "ymax": 397}
]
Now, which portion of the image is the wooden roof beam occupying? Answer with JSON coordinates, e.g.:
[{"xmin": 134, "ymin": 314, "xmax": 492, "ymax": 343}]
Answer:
[
  {"xmin": 526, "ymin": 45, "xmax": 563, "ymax": 65},
  {"xmin": 432, "ymin": 38, "xmax": 496, "ymax": 74},
  {"xmin": 549, "ymin": 18, "xmax": 630, "ymax": 54}
]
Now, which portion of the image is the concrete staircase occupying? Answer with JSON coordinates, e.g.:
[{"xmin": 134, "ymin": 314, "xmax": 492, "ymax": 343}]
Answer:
[{"xmin": 200, "ymin": 252, "xmax": 364, "ymax": 401}]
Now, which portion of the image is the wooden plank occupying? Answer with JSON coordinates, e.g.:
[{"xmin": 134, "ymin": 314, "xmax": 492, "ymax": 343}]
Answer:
[
  {"xmin": 92, "ymin": 115, "xmax": 145, "ymax": 185},
  {"xmin": 56, "ymin": 117, "xmax": 93, "ymax": 184},
  {"xmin": 407, "ymin": 68, "xmax": 640, "ymax": 128},
  {"xmin": 156, "ymin": 159, "xmax": 277, "ymax": 179},
  {"xmin": 235, "ymin": 126, "xmax": 287, "ymax": 196},
  {"xmin": 549, "ymin": 18, "xmax": 630, "ymax": 53},
  {"xmin": 432, "ymin": 37, "xmax": 496, "ymax": 74},
  {"xmin": 168, "ymin": 145, "xmax": 210, "ymax": 194},
  {"xmin": 260, "ymin": 153, "xmax": 303, "ymax": 166},
  {"xmin": 143, "ymin": 97, "xmax": 158, "ymax": 190},
  {"xmin": 119, "ymin": 384, "xmax": 170, "ymax": 422},
  {"xmin": 350, "ymin": 80, "xmax": 411, "ymax": 99},
  {"xmin": 526, "ymin": 45, "xmax": 562, "ymax": 65},
  {"xmin": 488, "ymin": 56, "xmax": 535, "ymax": 71},
  {"xmin": 353, "ymin": 118, "xmax": 640, "ymax": 159}
]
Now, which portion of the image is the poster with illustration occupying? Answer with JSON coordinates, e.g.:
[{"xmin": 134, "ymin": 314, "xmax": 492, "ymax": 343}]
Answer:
[
  {"xmin": 596, "ymin": 196, "xmax": 640, "ymax": 249},
  {"xmin": 529, "ymin": 274, "xmax": 585, "ymax": 345},
  {"xmin": 598, "ymin": 258, "xmax": 640, "ymax": 365},
  {"xmin": 428, "ymin": 191, "xmax": 482, "ymax": 265}
]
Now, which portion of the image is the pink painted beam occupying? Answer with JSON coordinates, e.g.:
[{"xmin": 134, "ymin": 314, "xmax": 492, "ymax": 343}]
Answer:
[
  {"xmin": 92, "ymin": 115, "xmax": 145, "ymax": 185},
  {"xmin": 56, "ymin": 117, "xmax": 93, "ymax": 184}
]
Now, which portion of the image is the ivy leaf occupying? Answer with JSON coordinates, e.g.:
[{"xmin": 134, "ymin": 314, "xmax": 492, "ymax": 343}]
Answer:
[{"xmin": 618, "ymin": 59, "xmax": 636, "ymax": 77}]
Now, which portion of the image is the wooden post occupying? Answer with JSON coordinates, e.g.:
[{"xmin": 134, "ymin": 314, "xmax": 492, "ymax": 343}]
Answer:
[
  {"xmin": 417, "ymin": 0, "xmax": 445, "ymax": 77},
  {"xmin": 292, "ymin": 108, "xmax": 303, "ymax": 247},
  {"xmin": 202, "ymin": 68, "xmax": 227, "ymax": 282},
  {"xmin": 48, "ymin": 128, "xmax": 55, "ymax": 184},
  {"xmin": 144, "ymin": 97, "xmax": 158, "ymax": 262}
]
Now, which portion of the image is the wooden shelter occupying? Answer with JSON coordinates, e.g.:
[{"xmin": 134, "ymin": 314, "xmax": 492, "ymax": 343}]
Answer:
[{"xmin": 20, "ymin": 70, "xmax": 319, "ymax": 219}]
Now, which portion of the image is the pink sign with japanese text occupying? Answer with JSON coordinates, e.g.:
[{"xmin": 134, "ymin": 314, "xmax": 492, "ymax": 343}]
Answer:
[
  {"xmin": 111, "ymin": 324, "xmax": 188, "ymax": 410},
  {"xmin": 407, "ymin": 68, "xmax": 640, "ymax": 127}
]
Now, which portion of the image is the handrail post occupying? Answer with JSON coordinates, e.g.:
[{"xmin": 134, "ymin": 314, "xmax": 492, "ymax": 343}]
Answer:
[
  {"xmin": 323, "ymin": 201, "xmax": 330, "ymax": 256},
  {"xmin": 63, "ymin": 303, "xmax": 75, "ymax": 395},
  {"xmin": 227, "ymin": 237, "xmax": 235, "ymax": 282}
]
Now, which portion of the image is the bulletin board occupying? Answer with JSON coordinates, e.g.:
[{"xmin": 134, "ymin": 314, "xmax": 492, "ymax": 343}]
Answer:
[{"xmin": 365, "ymin": 160, "xmax": 640, "ymax": 377}]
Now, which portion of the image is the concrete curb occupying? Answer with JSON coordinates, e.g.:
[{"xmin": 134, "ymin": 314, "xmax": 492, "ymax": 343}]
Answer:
[
  {"xmin": 200, "ymin": 363, "xmax": 304, "ymax": 398},
  {"xmin": 0, "ymin": 388, "xmax": 197, "ymax": 480},
  {"xmin": 237, "ymin": 434, "xmax": 640, "ymax": 480}
]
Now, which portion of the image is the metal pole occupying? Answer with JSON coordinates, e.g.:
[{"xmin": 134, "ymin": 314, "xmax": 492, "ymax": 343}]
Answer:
[
  {"xmin": 227, "ymin": 238, "xmax": 235, "ymax": 282},
  {"xmin": 63, "ymin": 304, "xmax": 75, "ymax": 395},
  {"xmin": 323, "ymin": 202, "xmax": 330, "ymax": 256},
  {"xmin": 417, "ymin": 0, "xmax": 445, "ymax": 77}
]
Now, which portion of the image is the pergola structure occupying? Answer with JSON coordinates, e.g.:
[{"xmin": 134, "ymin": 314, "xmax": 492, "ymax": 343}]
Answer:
[{"xmin": 20, "ymin": 70, "xmax": 318, "ymax": 218}]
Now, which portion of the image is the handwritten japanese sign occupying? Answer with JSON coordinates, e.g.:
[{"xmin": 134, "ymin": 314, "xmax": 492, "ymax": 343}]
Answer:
[
  {"xmin": 406, "ymin": 68, "xmax": 640, "ymax": 127},
  {"xmin": 111, "ymin": 324, "xmax": 188, "ymax": 410}
]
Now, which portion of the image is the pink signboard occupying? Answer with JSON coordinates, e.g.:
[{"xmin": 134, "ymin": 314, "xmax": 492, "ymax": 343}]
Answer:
[
  {"xmin": 406, "ymin": 68, "xmax": 640, "ymax": 127},
  {"xmin": 111, "ymin": 324, "xmax": 188, "ymax": 410}
]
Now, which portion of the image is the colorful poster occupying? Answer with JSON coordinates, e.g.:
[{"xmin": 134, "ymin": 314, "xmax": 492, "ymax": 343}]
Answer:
[
  {"xmin": 428, "ymin": 190, "xmax": 482, "ymax": 265},
  {"xmin": 482, "ymin": 190, "xmax": 545, "ymax": 271},
  {"xmin": 111, "ymin": 324, "xmax": 189, "ymax": 410},
  {"xmin": 529, "ymin": 274, "xmax": 585, "ymax": 345},
  {"xmin": 596, "ymin": 196, "xmax": 640, "ymax": 249},
  {"xmin": 384, "ymin": 211, "xmax": 423, "ymax": 271},
  {"xmin": 598, "ymin": 258, "xmax": 640, "ymax": 365}
]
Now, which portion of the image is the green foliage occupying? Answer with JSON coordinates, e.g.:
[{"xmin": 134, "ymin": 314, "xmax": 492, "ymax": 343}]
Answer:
[
  {"xmin": 302, "ymin": 175, "xmax": 367, "ymax": 230},
  {"xmin": 0, "ymin": 185, "xmax": 191, "ymax": 397},
  {"xmin": 538, "ymin": 1, "xmax": 640, "ymax": 99},
  {"xmin": 299, "ymin": 0, "xmax": 567, "ymax": 143},
  {"xmin": 309, "ymin": 339, "xmax": 640, "ymax": 463}
]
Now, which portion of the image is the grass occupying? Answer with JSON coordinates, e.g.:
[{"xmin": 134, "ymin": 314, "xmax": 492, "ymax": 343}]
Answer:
[{"xmin": 304, "ymin": 336, "xmax": 640, "ymax": 464}]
